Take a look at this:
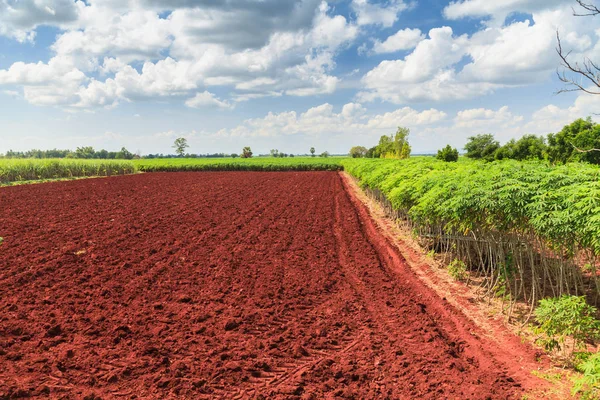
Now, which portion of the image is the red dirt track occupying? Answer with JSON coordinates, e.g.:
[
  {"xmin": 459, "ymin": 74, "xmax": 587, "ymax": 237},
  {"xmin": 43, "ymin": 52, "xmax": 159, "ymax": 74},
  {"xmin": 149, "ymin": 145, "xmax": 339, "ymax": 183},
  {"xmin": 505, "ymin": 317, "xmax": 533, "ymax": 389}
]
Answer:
[{"xmin": 1, "ymin": 172, "xmax": 537, "ymax": 399}]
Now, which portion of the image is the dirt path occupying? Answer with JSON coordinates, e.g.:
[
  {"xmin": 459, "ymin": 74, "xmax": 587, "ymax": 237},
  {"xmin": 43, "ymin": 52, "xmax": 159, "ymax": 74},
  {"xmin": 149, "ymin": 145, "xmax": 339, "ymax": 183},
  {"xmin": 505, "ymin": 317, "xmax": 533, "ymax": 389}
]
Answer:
[{"xmin": 0, "ymin": 172, "xmax": 542, "ymax": 399}]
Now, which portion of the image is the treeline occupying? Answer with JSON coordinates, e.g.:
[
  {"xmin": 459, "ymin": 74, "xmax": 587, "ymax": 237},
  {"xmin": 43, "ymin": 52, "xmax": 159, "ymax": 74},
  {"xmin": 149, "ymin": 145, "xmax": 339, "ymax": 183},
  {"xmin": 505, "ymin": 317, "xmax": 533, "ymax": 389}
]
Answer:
[
  {"xmin": 145, "ymin": 153, "xmax": 242, "ymax": 159},
  {"xmin": 3, "ymin": 146, "xmax": 136, "ymax": 160},
  {"xmin": 464, "ymin": 118, "xmax": 600, "ymax": 164},
  {"xmin": 350, "ymin": 127, "xmax": 412, "ymax": 159}
]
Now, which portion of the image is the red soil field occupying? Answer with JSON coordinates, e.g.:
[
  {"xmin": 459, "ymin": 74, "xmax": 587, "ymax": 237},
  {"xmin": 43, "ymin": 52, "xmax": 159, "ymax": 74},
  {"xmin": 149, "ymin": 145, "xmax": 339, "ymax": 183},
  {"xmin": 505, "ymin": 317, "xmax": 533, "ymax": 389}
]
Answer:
[{"xmin": 0, "ymin": 172, "xmax": 540, "ymax": 399}]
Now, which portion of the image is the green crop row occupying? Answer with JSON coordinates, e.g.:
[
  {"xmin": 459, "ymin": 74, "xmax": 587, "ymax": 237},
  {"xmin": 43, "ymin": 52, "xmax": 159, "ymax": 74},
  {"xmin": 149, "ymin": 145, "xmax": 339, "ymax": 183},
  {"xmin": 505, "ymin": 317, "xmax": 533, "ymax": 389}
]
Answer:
[
  {"xmin": 133, "ymin": 157, "xmax": 345, "ymax": 172},
  {"xmin": 341, "ymin": 157, "xmax": 600, "ymax": 306},
  {"xmin": 0, "ymin": 159, "xmax": 137, "ymax": 184}
]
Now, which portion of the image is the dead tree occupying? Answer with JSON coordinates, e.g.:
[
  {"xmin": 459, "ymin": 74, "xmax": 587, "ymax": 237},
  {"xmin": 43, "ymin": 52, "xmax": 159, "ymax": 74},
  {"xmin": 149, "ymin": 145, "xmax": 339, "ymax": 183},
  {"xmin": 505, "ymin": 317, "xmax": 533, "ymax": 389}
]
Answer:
[
  {"xmin": 573, "ymin": 0, "xmax": 600, "ymax": 16},
  {"xmin": 556, "ymin": 1, "xmax": 600, "ymax": 95}
]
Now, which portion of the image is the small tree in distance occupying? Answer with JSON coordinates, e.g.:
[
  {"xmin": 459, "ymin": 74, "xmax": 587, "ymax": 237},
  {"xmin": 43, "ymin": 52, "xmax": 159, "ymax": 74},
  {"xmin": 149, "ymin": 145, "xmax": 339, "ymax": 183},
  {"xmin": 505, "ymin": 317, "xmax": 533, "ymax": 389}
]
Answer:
[
  {"xmin": 436, "ymin": 145, "xmax": 459, "ymax": 162},
  {"xmin": 464, "ymin": 134, "xmax": 499, "ymax": 161},
  {"xmin": 310, "ymin": 147, "xmax": 315, "ymax": 157},
  {"xmin": 241, "ymin": 146, "xmax": 253, "ymax": 158},
  {"xmin": 173, "ymin": 137, "xmax": 189, "ymax": 157},
  {"xmin": 320, "ymin": 151, "xmax": 330, "ymax": 158},
  {"xmin": 349, "ymin": 146, "xmax": 368, "ymax": 158}
]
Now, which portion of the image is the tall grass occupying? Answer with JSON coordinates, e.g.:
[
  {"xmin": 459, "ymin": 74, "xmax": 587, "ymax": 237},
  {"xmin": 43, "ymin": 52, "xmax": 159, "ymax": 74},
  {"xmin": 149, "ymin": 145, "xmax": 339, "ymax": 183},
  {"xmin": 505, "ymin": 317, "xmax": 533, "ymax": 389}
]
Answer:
[
  {"xmin": 0, "ymin": 159, "xmax": 136, "ymax": 184},
  {"xmin": 134, "ymin": 157, "xmax": 345, "ymax": 172}
]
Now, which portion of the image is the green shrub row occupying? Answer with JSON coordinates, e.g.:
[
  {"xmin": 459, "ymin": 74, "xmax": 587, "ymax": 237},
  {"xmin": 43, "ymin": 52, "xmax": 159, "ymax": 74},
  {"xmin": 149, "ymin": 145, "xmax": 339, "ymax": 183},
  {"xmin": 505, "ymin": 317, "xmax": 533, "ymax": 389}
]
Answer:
[
  {"xmin": 0, "ymin": 159, "xmax": 136, "ymax": 184},
  {"xmin": 341, "ymin": 158, "xmax": 600, "ymax": 306},
  {"xmin": 134, "ymin": 157, "xmax": 344, "ymax": 172}
]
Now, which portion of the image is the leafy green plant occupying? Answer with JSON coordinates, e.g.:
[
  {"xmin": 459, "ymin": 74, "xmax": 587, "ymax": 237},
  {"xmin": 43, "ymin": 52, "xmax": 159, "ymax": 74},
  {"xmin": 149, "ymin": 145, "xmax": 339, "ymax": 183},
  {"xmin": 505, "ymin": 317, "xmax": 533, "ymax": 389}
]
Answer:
[
  {"xmin": 534, "ymin": 296, "xmax": 600, "ymax": 355},
  {"xmin": 448, "ymin": 259, "xmax": 468, "ymax": 281},
  {"xmin": 436, "ymin": 145, "xmax": 459, "ymax": 162},
  {"xmin": 573, "ymin": 352, "xmax": 600, "ymax": 399},
  {"xmin": 0, "ymin": 159, "xmax": 136, "ymax": 184}
]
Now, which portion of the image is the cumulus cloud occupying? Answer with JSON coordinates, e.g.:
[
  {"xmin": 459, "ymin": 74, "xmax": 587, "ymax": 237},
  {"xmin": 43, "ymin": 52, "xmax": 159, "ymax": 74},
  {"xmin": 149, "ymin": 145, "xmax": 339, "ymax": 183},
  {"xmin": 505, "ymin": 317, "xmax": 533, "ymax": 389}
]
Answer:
[
  {"xmin": 219, "ymin": 102, "xmax": 446, "ymax": 138},
  {"xmin": 372, "ymin": 28, "xmax": 425, "ymax": 54},
  {"xmin": 443, "ymin": 0, "xmax": 566, "ymax": 25},
  {"xmin": 0, "ymin": 0, "xmax": 81, "ymax": 42},
  {"xmin": 185, "ymin": 91, "xmax": 233, "ymax": 109},
  {"xmin": 351, "ymin": 0, "xmax": 409, "ymax": 27},
  {"xmin": 0, "ymin": 0, "xmax": 362, "ymax": 109},
  {"xmin": 359, "ymin": 4, "xmax": 600, "ymax": 104}
]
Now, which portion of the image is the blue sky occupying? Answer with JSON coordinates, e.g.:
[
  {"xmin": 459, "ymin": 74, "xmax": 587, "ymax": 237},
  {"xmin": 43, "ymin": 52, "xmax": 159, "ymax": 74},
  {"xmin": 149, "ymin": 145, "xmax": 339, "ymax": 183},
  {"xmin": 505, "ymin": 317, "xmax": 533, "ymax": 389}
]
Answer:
[{"xmin": 0, "ymin": 0, "xmax": 598, "ymax": 155}]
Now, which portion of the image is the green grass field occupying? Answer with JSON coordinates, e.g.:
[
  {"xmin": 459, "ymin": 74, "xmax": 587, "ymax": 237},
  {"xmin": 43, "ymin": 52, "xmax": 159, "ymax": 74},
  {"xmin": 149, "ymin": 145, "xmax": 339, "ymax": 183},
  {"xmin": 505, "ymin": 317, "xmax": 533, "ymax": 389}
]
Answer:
[
  {"xmin": 0, "ymin": 159, "xmax": 136, "ymax": 185},
  {"xmin": 133, "ymin": 157, "xmax": 345, "ymax": 172}
]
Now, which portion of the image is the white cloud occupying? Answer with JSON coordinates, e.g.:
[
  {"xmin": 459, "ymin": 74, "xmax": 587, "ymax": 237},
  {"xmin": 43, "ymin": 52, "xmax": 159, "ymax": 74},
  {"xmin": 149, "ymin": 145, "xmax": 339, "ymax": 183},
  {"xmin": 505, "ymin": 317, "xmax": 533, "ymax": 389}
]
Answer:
[
  {"xmin": 372, "ymin": 28, "xmax": 425, "ymax": 54},
  {"xmin": 351, "ymin": 0, "xmax": 409, "ymax": 27},
  {"xmin": 359, "ymin": 4, "xmax": 600, "ymax": 104},
  {"xmin": 52, "ymin": 10, "xmax": 172, "ymax": 63},
  {"xmin": 0, "ymin": 0, "xmax": 80, "ymax": 43},
  {"xmin": 443, "ymin": 0, "xmax": 566, "ymax": 25},
  {"xmin": 185, "ymin": 91, "xmax": 233, "ymax": 109},
  {"xmin": 454, "ymin": 106, "xmax": 524, "ymax": 129},
  {"xmin": 0, "ymin": 0, "xmax": 361, "ymax": 109},
  {"xmin": 367, "ymin": 107, "xmax": 448, "ymax": 129},
  {"xmin": 220, "ymin": 102, "xmax": 446, "ymax": 138}
]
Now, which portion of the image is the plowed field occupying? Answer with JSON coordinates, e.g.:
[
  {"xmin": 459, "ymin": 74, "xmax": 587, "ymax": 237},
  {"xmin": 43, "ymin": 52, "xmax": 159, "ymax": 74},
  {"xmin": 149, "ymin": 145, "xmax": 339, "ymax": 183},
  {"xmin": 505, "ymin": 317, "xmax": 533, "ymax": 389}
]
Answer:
[{"xmin": 0, "ymin": 172, "xmax": 539, "ymax": 399}]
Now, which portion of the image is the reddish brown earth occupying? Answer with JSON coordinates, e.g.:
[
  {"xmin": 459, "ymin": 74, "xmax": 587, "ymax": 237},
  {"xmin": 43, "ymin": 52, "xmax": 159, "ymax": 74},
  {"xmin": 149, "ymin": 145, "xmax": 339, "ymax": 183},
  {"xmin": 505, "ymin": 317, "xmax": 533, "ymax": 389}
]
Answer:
[{"xmin": 0, "ymin": 172, "xmax": 542, "ymax": 399}]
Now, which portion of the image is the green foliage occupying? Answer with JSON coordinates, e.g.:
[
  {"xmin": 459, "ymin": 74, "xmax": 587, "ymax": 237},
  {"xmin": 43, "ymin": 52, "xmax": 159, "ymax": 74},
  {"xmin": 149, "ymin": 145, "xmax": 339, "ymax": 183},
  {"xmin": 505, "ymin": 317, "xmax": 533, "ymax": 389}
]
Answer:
[
  {"xmin": 436, "ymin": 145, "xmax": 459, "ymax": 162},
  {"xmin": 4, "ymin": 147, "xmax": 135, "ymax": 160},
  {"xmin": 448, "ymin": 259, "xmax": 468, "ymax": 281},
  {"xmin": 547, "ymin": 118, "xmax": 600, "ymax": 165},
  {"xmin": 241, "ymin": 147, "xmax": 253, "ymax": 158},
  {"xmin": 134, "ymin": 157, "xmax": 344, "ymax": 172},
  {"xmin": 534, "ymin": 296, "xmax": 600, "ymax": 353},
  {"xmin": 375, "ymin": 127, "xmax": 411, "ymax": 159},
  {"xmin": 349, "ymin": 146, "xmax": 368, "ymax": 158},
  {"xmin": 320, "ymin": 151, "xmax": 330, "ymax": 158},
  {"xmin": 365, "ymin": 146, "xmax": 378, "ymax": 158},
  {"xmin": 573, "ymin": 352, "xmax": 600, "ymax": 399},
  {"xmin": 340, "ymin": 157, "xmax": 600, "ymax": 310},
  {"xmin": 173, "ymin": 137, "xmax": 189, "ymax": 157},
  {"xmin": 0, "ymin": 159, "xmax": 136, "ymax": 184},
  {"xmin": 310, "ymin": 147, "xmax": 316, "ymax": 157},
  {"xmin": 495, "ymin": 135, "xmax": 547, "ymax": 161},
  {"xmin": 464, "ymin": 134, "xmax": 500, "ymax": 161}
]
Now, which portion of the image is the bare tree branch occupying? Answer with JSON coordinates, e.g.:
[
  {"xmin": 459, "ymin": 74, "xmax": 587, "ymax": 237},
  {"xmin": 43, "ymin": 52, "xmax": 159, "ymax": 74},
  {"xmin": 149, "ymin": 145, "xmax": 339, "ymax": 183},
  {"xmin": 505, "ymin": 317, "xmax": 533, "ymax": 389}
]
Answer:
[
  {"xmin": 573, "ymin": 0, "xmax": 600, "ymax": 16},
  {"xmin": 555, "ymin": 31, "xmax": 600, "ymax": 96},
  {"xmin": 571, "ymin": 142, "xmax": 600, "ymax": 153}
]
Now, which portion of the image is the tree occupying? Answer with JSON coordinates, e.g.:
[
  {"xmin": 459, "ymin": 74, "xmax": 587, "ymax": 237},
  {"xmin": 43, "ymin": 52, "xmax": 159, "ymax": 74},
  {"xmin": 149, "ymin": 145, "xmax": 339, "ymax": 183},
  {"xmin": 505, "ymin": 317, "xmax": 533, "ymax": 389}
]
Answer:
[
  {"xmin": 231, "ymin": 153, "xmax": 239, "ymax": 158},
  {"xmin": 173, "ymin": 137, "xmax": 189, "ymax": 157},
  {"xmin": 241, "ymin": 146, "xmax": 253, "ymax": 158},
  {"xmin": 464, "ymin": 134, "xmax": 500, "ymax": 161},
  {"xmin": 270, "ymin": 149, "xmax": 280, "ymax": 158},
  {"xmin": 372, "ymin": 127, "xmax": 412, "ymax": 159},
  {"xmin": 74, "ymin": 146, "xmax": 95, "ymax": 159},
  {"xmin": 349, "ymin": 146, "xmax": 368, "ymax": 158},
  {"xmin": 547, "ymin": 118, "xmax": 600, "ymax": 164},
  {"xmin": 116, "ymin": 147, "xmax": 134, "ymax": 160},
  {"xmin": 556, "ymin": 1, "xmax": 600, "ymax": 96},
  {"xmin": 320, "ymin": 151, "xmax": 330, "ymax": 158},
  {"xmin": 310, "ymin": 147, "xmax": 315, "ymax": 157},
  {"xmin": 365, "ymin": 146, "xmax": 378, "ymax": 158},
  {"xmin": 436, "ymin": 145, "xmax": 459, "ymax": 162}
]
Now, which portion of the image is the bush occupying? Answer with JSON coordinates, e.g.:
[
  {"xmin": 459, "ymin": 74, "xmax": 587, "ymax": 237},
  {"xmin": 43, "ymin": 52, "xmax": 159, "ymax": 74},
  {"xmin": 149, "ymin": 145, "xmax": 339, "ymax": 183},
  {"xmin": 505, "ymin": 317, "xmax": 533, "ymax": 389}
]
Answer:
[
  {"xmin": 436, "ymin": 145, "xmax": 459, "ymax": 162},
  {"xmin": 464, "ymin": 134, "xmax": 500, "ymax": 161},
  {"xmin": 573, "ymin": 352, "xmax": 600, "ymax": 399},
  {"xmin": 349, "ymin": 146, "xmax": 368, "ymax": 158},
  {"xmin": 534, "ymin": 295, "xmax": 600, "ymax": 355},
  {"xmin": 448, "ymin": 259, "xmax": 468, "ymax": 281}
]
